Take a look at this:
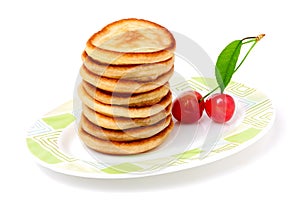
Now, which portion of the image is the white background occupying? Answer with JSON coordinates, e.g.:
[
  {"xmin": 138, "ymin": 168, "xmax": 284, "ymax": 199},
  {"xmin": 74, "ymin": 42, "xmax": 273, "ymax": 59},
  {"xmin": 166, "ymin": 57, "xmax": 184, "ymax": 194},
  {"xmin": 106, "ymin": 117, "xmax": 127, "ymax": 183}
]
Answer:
[{"xmin": 1, "ymin": 0, "xmax": 298, "ymax": 199}]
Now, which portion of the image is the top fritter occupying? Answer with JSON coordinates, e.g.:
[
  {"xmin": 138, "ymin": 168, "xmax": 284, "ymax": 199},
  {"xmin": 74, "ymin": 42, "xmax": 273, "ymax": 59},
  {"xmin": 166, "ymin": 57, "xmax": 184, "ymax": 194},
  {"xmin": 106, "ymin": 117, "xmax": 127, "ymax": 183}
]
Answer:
[{"xmin": 84, "ymin": 18, "xmax": 176, "ymax": 65}]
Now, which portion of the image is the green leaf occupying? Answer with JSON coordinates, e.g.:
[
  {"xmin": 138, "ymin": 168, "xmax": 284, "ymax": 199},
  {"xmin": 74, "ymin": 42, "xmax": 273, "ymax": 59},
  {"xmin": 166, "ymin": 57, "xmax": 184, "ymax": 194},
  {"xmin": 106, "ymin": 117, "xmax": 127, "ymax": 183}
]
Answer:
[{"xmin": 215, "ymin": 40, "xmax": 242, "ymax": 93}]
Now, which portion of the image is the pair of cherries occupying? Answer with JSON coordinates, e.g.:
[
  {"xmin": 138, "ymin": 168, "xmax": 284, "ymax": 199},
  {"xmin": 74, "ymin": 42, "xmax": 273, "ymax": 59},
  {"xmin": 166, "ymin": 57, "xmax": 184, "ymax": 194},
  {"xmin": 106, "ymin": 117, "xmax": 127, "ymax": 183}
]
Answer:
[
  {"xmin": 171, "ymin": 34, "xmax": 266, "ymax": 124},
  {"xmin": 172, "ymin": 91, "xmax": 235, "ymax": 123}
]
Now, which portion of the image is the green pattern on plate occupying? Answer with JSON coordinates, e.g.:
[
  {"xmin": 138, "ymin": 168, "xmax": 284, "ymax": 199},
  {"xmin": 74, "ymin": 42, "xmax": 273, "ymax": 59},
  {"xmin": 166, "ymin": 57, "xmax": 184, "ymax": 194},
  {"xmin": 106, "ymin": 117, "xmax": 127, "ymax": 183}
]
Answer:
[
  {"xmin": 212, "ymin": 143, "xmax": 239, "ymax": 153},
  {"xmin": 101, "ymin": 163, "xmax": 143, "ymax": 174},
  {"xmin": 27, "ymin": 138, "xmax": 63, "ymax": 164},
  {"xmin": 225, "ymin": 127, "xmax": 260, "ymax": 144},
  {"xmin": 42, "ymin": 113, "xmax": 75, "ymax": 130},
  {"xmin": 174, "ymin": 148, "xmax": 202, "ymax": 159}
]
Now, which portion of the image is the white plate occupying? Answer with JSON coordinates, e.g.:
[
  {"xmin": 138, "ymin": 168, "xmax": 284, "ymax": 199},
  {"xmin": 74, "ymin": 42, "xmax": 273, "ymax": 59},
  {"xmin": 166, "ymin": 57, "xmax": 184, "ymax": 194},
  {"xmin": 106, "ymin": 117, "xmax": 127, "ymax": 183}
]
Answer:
[{"xmin": 26, "ymin": 75, "xmax": 275, "ymax": 179}]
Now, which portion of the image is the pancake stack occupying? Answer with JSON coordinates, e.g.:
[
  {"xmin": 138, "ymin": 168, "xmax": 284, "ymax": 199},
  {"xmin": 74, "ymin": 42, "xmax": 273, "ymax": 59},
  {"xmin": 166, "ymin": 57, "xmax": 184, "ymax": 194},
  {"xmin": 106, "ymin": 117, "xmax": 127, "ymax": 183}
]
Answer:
[{"xmin": 77, "ymin": 18, "xmax": 176, "ymax": 155}]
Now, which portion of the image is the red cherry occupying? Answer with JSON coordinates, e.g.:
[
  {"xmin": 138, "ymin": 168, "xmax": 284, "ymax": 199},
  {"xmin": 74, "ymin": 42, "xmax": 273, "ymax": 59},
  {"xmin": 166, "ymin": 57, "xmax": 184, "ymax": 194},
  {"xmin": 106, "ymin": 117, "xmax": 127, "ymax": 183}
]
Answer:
[
  {"xmin": 205, "ymin": 93, "xmax": 235, "ymax": 123},
  {"xmin": 172, "ymin": 91, "xmax": 205, "ymax": 123}
]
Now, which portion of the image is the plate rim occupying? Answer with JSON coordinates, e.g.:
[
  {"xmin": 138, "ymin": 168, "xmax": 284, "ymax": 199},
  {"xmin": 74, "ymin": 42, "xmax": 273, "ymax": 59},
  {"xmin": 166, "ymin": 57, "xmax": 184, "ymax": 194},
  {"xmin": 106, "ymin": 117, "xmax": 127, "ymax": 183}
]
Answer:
[{"xmin": 26, "ymin": 78, "xmax": 275, "ymax": 179}]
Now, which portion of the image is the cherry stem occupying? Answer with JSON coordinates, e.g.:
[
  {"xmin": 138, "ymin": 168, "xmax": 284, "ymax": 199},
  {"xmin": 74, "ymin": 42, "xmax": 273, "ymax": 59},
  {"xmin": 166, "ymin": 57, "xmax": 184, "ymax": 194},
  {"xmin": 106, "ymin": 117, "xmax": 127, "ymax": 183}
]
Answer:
[
  {"xmin": 242, "ymin": 36, "xmax": 256, "ymax": 41},
  {"xmin": 198, "ymin": 34, "xmax": 265, "ymax": 103},
  {"xmin": 242, "ymin": 39, "xmax": 256, "ymax": 45},
  {"xmin": 199, "ymin": 86, "xmax": 218, "ymax": 102},
  {"xmin": 234, "ymin": 40, "xmax": 257, "ymax": 72},
  {"xmin": 242, "ymin": 34, "xmax": 265, "ymax": 42},
  {"xmin": 235, "ymin": 34, "xmax": 265, "ymax": 73}
]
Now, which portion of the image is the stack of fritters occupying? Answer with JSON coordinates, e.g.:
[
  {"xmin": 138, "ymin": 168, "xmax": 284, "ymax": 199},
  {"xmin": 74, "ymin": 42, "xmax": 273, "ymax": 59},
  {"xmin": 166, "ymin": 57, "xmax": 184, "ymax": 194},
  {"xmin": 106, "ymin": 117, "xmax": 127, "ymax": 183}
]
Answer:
[{"xmin": 78, "ymin": 18, "xmax": 176, "ymax": 155}]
